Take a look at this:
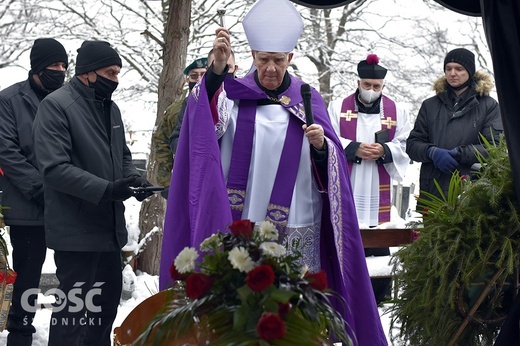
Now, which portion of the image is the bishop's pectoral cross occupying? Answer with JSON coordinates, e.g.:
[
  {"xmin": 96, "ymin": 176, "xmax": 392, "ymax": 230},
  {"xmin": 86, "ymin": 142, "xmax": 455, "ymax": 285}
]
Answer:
[
  {"xmin": 340, "ymin": 110, "xmax": 358, "ymax": 122},
  {"xmin": 381, "ymin": 117, "xmax": 397, "ymax": 129}
]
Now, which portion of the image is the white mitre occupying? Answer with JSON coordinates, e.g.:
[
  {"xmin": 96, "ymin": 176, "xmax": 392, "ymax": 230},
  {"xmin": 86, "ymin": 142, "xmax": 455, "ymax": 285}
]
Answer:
[{"xmin": 242, "ymin": 0, "xmax": 304, "ymax": 53}]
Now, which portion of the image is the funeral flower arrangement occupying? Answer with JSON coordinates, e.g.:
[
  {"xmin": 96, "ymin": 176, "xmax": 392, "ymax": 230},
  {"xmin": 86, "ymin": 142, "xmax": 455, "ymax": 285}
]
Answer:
[{"xmin": 142, "ymin": 220, "xmax": 351, "ymax": 345}]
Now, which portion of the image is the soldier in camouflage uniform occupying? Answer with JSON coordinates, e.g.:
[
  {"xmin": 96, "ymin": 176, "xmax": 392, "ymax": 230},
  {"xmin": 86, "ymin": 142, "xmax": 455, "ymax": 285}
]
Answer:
[
  {"xmin": 153, "ymin": 57, "xmax": 208, "ymax": 199},
  {"xmin": 154, "ymin": 94, "xmax": 185, "ymax": 193}
]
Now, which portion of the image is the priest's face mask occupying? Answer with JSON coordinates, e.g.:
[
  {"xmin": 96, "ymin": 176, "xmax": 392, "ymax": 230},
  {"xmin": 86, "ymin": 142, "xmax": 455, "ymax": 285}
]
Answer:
[
  {"xmin": 253, "ymin": 51, "xmax": 293, "ymax": 91},
  {"xmin": 358, "ymin": 78, "xmax": 384, "ymax": 104}
]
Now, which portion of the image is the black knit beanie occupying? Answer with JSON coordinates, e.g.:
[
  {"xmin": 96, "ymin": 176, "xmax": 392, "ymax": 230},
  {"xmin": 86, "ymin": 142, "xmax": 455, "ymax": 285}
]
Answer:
[
  {"xmin": 75, "ymin": 41, "xmax": 122, "ymax": 74},
  {"xmin": 444, "ymin": 48, "xmax": 475, "ymax": 79},
  {"xmin": 30, "ymin": 38, "xmax": 68, "ymax": 74}
]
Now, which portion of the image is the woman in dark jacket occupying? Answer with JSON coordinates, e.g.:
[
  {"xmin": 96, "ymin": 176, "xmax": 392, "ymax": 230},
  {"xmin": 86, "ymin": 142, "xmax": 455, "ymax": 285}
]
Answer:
[{"xmin": 406, "ymin": 48, "xmax": 503, "ymax": 203}]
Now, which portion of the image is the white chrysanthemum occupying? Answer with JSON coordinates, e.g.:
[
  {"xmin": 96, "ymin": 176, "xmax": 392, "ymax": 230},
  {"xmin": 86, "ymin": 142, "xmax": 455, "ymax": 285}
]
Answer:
[
  {"xmin": 258, "ymin": 221, "xmax": 278, "ymax": 241},
  {"xmin": 299, "ymin": 264, "xmax": 309, "ymax": 278},
  {"xmin": 228, "ymin": 246, "xmax": 255, "ymax": 273},
  {"xmin": 174, "ymin": 247, "xmax": 198, "ymax": 274},
  {"xmin": 199, "ymin": 233, "xmax": 222, "ymax": 252},
  {"xmin": 260, "ymin": 242, "xmax": 286, "ymax": 258}
]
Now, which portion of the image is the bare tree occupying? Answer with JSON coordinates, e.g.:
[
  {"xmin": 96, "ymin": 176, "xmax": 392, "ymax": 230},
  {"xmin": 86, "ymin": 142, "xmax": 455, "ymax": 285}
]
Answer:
[
  {"xmin": 0, "ymin": 0, "xmax": 58, "ymax": 76},
  {"xmin": 31, "ymin": 0, "xmax": 164, "ymax": 104},
  {"xmin": 293, "ymin": 0, "xmax": 491, "ymax": 118},
  {"xmin": 137, "ymin": 0, "xmax": 191, "ymax": 274},
  {"xmin": 181, "ymin": 0, "xmax": 491, "ymax": 120}
]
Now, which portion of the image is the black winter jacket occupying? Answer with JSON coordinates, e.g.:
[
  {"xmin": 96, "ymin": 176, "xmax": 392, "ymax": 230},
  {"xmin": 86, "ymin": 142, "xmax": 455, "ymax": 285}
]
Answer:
[
  {"xmin": 406, "ymin": 70, "xmax": 503, "ymax": 201},
  {"xmin": 33, "ymin": 77, "xmax": 140, "ymax": 251},
  {"xmin": 0, "ymin": 79, "xmax": 44, "ymax": 226}
]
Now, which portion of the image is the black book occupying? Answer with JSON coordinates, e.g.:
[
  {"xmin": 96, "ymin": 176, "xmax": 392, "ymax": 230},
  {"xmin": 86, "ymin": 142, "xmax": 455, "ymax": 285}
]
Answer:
[{"xmin": 375, "ymin": 128, "xmax": 389, "ymax": 144}]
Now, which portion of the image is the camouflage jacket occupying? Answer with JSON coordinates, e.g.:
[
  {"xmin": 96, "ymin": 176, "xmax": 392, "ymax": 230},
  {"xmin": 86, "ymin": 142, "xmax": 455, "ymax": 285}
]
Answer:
[{"xmin": 154, "ymin": 93, "xmax": 187, "ymax": 187}]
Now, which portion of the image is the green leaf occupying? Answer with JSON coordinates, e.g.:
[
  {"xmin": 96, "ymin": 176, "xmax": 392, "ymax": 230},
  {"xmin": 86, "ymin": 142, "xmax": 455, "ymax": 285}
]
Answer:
[
  {"xmin": 237, "ymin": 284, "xmax": 252, "ymax": 302},
  {"xmin": 233, "ymin": 305, "xmax": 248, "ymax": 330},
  {"xmin": 263, "ymin": 298, "xmax": 278, "ymax": 313},
  {"xmin": 269, "ymin": 288, "xmax": 296, "ymax": 303}
]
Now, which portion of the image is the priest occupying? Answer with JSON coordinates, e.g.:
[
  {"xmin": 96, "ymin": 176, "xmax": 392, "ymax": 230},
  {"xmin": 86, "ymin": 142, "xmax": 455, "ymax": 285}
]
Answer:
[
  {"xmin": 160, "ymin": 0, "xmax": 387, "ymax": 344},
  {"xmin": 328, "ymin": 55, "xmax": 411, "ymax": 227},
  {"xmin": 328, "ymin": 55, "xmax": 412, "ymax": 303}
]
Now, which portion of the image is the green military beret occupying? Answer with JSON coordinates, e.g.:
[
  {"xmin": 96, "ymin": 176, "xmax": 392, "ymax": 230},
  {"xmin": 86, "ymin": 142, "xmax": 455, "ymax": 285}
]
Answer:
[{"xmin": 183, "ymin": 57, "xmax": 208, "ymax": 75}]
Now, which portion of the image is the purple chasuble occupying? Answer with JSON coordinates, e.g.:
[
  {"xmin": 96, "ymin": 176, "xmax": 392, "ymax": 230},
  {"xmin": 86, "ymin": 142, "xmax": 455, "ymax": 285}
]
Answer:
[
  {"xmin": 160, "ymin": 73, "xmax": 388, "ymax": 346},
  {"xmin": 340, "ymin": 94, "xmax": 397, "ymax": 223}
]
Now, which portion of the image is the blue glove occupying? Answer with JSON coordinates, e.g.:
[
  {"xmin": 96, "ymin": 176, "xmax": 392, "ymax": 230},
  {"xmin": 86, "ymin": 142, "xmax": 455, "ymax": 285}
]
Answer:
[{"xmin": 427, "ymin": 147, "xmax": 459, "ymax": 174}]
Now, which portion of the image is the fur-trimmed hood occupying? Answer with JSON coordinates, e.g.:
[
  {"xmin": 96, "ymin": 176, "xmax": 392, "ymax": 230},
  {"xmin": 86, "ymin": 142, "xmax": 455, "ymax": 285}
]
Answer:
[{"xmin": 432, "ymin": 70, "xmax": 495, "ymax": 96}]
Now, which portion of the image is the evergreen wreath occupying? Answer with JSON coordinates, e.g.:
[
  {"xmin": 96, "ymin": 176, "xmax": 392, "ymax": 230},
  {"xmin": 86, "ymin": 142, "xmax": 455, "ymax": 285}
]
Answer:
[{"xmin": 389, "ymin": 135, "xmax": 520, "ymax": 346}]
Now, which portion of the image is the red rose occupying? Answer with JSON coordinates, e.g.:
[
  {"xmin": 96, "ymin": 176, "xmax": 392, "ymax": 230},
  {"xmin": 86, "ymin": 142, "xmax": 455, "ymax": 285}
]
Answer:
[
  {"xmin": 257, "ymin": 312, "xmax": 285, "ymax": 340},
  {"xmin": 305, "ymin": 270, "xmax": 327, "ymax": 291},
  {"xmin": 229, "ymin": 219, "xmax": 253, "ymax": 239},
  {"xmin": 278, "ymin": 302, "xmax": 290, "ymax": 319},
  {"xmin": 6, "ymin": 269, "xmax": 17, "ymax": 285},
  {"xmin": 246, "ymin": 265, "xmax": 275, "ymax": 292},
  {"xmin": 169, "ymin": 262, "xmax": 188, "ymax": 281},
  {"xmin": 186, "ymin": 273, "xmax": 213, "ymax": 300}
]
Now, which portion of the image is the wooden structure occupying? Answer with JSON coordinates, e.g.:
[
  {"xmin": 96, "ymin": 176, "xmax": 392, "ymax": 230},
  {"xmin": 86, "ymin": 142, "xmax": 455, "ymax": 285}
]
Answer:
[
  {"xmin": 113, "ymin": 285, "xmax": 207, "ymax": 346},
  {"xmin": 361, "ymin": 228, "xmax": 415, "ymax": 300},
  {"xmin": 360, "ymin": 228, "xmax": 415, "ymax": 249}
]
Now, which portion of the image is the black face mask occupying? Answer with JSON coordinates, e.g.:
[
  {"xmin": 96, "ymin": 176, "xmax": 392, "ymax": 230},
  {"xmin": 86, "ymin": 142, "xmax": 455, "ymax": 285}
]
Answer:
[
  {"xmin": 188, "ymin": 81, "xmax": 197, "ymax": 91},
  {"xmin": 39, "ymin": 69, "xmax": 66, "ymax": 91},
  {"xmin": 90, "ymin": 73, "xmax": 118, "ymax": 99}
]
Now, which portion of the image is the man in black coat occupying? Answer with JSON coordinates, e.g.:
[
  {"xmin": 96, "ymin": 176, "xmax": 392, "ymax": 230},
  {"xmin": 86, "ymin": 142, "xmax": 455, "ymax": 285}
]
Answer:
[
  {"xmin": 33, "ymin": 41, "xmax": 153, "ymax": 346},
  {"xmin": 406, "ymin": 48, "xmax": 503, "ymax": 204},
  {"xmin": 0, "ymin": 38, "xmax": 68, "ymax": 346}
]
